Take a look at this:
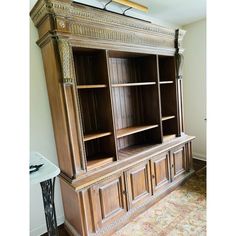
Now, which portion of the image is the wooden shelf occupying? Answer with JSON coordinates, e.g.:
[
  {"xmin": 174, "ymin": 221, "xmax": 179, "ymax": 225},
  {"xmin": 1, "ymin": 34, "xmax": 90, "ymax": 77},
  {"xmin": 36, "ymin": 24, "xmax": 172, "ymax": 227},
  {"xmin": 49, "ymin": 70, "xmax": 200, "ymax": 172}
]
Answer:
[
  {"xmin": 84, "ymin": 131, "xmax": 112, "ymax": 142},
  {"xmin": 162, "ymin": 115, "xmax": 175, "ymax": 121},
  {"xmin": 87, "ymin": 154, "xmax": 113, "ymax": 170},
  {"xmin": 118, "ymin": 143, "xmax": 157, "ymax": 160},
  {"xmin": 112, "ymin": 82, "xmax": 156, "ymax": 87},
  {"xmin": 117, "ymin": 125, "xmax": 158, "ymax": 138},
  {"xmin": 77, "ymin": 84, "xmax": 107, "ymax": 89},
  {"xmin": 163, "ymin": 134, "xmax": 176, "ymax": 142},
  {"xmin": 159, "ymin": 81, "xmax": 174, "ymax": 84}
]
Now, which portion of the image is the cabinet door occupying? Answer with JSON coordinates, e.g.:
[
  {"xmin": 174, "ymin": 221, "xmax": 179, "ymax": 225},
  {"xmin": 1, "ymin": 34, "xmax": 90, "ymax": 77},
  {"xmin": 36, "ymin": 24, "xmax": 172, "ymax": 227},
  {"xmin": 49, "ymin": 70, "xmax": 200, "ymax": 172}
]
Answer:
[
  {"xmin": 90, "ymin": 173, "xmax": 127, "ymax": 231},
  {"xmin": 150, "ymin": 151, "xmax": 171, "ymax": 194},
  {"xmin": 170, "ymin": 144, "xmax": 187, "ymax": 180},
  {"xmin": 125, "ymin": 161, "xmax": 151, "ymax": 209}
]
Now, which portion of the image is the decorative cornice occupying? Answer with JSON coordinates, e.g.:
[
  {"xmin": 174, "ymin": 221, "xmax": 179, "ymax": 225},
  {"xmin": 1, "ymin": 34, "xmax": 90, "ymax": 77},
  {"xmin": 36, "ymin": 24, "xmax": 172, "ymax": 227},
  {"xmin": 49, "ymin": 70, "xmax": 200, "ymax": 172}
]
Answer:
[
  {"xmin": 70, "ymin": 23, "xmax": 174, "ymax": 49},
  {"xmin": 30, "ymin": 0, "xmax": 186, "ymax": 51},
  {"xmin": 30, "ymin": 0, "xmax": 184, "ymax": 37}
]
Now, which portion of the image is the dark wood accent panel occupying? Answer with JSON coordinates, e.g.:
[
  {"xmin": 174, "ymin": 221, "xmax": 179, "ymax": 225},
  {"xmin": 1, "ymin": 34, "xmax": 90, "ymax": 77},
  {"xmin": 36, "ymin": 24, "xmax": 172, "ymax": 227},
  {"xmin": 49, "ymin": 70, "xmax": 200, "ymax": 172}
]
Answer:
[
  {"xmin": 170, "ymin": 144, "xmax": 187, "ymax": 180},
  {"xmin": 73, "ymin": 49, "xmax": 117, "ymax": 167},
  {"xmin": 158, "ymin": 55, "xmax": 179, "ymax": 138},
  {"xmin": 108, "ymin": 53, "xmax": 162, "ymax": 152},
  {"xmin": 150, "ymin": 151, "xmax": 171, "ymax": 194},
  {"xmin": 125, "ymin": 161, "xmax": 151, "ymax": 209},
  {"xmin": 73, "ymin": 49, "xmax": 109, "ymax": 85},
  {"xmin": 158, "ymin": 56, "xmax": 176, "ymax": 82}
]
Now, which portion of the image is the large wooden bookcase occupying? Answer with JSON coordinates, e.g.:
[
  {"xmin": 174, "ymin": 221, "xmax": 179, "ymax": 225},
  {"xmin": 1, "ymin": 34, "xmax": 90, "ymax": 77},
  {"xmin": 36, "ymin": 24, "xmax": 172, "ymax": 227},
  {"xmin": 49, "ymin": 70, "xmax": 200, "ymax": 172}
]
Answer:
[{"xmin": 30, "ymin": 1, "xmax": 195, "ymax": 235}]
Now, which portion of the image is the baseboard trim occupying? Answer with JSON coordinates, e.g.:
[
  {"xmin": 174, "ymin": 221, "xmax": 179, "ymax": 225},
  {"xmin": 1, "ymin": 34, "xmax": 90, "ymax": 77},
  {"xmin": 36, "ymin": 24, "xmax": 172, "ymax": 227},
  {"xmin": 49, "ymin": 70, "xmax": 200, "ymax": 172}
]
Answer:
[
  {"xmin": 30, "ymin": 215, "xmax": 64, "ymax": 236},
  {"xmin": 193, "ymin": 153, "xmax": 206, "ymax": 161},
  {"xmin": 64, "ymin": 220, "xmax": 81, "ymax": 236}
]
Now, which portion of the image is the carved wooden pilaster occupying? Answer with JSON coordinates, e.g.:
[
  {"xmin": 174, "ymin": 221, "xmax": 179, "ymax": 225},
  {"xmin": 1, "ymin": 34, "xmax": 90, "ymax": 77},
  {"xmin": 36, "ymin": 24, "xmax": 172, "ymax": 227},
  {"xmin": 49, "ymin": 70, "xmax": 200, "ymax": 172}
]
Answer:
[
  {"xmin": 56, "ymin": 38, "xmax": 86, "ymax": 176},
  {"xmin": 57, "ymin": 39, "xmax": 74, "ymax": 85},
  {"xmin": 175, "ymin": 29, "xmax": 185, "ymax": 134}
]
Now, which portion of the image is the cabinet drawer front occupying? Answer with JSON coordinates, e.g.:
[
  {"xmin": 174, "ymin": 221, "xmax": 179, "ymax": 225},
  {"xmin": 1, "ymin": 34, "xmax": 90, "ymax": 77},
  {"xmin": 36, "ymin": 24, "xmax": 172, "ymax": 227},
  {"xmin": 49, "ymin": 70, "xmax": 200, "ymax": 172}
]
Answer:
[
  {"xmin": 125, "ymin": 161, "xmax": 151, "ymax": 209},
  {"xmin": 150, "ymin": 151, "xmax": 171, "ymax": 194},
  {"xmin": 171, "ymin": 144, "xmax": 186, "ymax": 180}
]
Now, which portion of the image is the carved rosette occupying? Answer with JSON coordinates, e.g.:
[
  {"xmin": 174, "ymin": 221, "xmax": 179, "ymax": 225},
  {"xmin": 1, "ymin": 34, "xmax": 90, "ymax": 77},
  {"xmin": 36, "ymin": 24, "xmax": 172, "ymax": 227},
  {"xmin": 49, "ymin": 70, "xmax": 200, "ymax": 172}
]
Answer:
[{"xmin": 57, "ymin": 39, "xmax": 74, "ymax": 85}]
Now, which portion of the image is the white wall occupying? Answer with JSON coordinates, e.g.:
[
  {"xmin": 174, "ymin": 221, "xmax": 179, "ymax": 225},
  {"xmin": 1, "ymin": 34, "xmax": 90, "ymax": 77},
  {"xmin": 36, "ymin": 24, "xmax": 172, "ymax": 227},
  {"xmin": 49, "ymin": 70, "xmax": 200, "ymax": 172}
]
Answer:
[
  {"xmin": 183, "ymin": 19, "xmax": 206, "ymax": 160},
  {"xmin": 30, "ymin": 1, "xmax": 64, "ymax": 235}
]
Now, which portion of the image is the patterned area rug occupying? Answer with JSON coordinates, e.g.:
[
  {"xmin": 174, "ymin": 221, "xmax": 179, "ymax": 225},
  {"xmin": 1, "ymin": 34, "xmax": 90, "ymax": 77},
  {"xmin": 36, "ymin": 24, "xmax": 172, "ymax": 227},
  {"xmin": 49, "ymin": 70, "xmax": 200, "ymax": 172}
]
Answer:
[{"xmin": 113, "ymin": 168, "xmax": 206, "ymax": 236}]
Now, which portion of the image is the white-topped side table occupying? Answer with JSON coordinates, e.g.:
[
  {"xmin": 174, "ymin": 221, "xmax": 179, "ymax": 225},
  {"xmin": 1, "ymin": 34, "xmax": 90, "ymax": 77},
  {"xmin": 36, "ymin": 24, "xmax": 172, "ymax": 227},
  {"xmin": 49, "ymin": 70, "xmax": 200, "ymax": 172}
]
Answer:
[{"xmin": 30, "ymin": 152, "xmax": 60, "ymax": 236}]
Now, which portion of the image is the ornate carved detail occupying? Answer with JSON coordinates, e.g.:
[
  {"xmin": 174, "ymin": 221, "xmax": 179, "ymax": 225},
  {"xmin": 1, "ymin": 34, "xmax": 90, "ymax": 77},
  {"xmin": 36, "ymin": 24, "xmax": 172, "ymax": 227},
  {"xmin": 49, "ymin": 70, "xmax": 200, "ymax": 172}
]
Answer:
[
  {"xmin": 30, "ymin": 0, "xmax": 187, "ymax": 51},
  {"xmin": 57, "ymin": 19, "xmax": 66, "ymax": 28},
  {"xmin": 70, "ymin": 23, "xmax": 174, "ymax": 49},
  {"xmin": 30, "ymin": 0, "xmax": 54, "ymax": 26},
  {"xmin": 30, "ymin": 0, "xmax": 179, "ymax": 39},
  {"xmin": 175, "ymin": 53, "xmax": 184, "ymax": 79},
  {"xmin": 175, "ymin": 29, "xmax": 184, "ymax": 79},
  {"xmin": 57, "ymin": 39, "xmax": 74, "ymax": 85}
]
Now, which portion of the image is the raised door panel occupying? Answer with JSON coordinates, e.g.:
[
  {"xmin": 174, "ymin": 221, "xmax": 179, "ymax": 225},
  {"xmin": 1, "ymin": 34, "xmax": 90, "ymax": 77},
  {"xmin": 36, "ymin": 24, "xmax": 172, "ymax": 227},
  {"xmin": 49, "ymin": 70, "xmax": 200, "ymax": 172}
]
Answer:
[
  {"xmin": 150, "ymin": 151, "xmax": 171, "ymax": 194},
  {"xmin": 171, "ymin": 144, "xmax": 187, "ymax": 180},
  {"xmin": 91, "ymin": 173, "xmax": 127, "ymax": 231},
  {"xmin": 125, "ymin": 161, "xmax": 151, "ymax": 209}
]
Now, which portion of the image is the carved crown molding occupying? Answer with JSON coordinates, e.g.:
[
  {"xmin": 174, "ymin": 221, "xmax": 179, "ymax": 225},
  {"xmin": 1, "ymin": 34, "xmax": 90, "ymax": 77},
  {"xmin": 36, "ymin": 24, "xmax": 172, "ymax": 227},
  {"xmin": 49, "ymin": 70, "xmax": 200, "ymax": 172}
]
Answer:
[
  {"xmin": 70, "ymin": 23, "xmax": 174, "ymax": 49},
  {"xmin": 30, "ymin": 0, "xmax": 186, "ymax": 51}
]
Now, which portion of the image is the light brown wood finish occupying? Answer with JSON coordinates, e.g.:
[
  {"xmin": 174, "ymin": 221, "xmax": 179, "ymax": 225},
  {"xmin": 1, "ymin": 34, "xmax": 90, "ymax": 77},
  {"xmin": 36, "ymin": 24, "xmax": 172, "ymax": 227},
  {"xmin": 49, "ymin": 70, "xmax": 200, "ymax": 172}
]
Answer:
[
  {"xmin": 88, "ymin": 173, "xmax": 127, "ymax": 233},
  {"xmin": 116, "ymin": 125, "xmax": 158, "ymax": 138},
  {"xmin": 163, "ymin": 134, "xmax": 176, "ymax": 142},
  {"xmin": 159, "ymin": 81, "xmax": 174, "ymax": 84},
  {"xmin": 150, "ymin": 151, "xmax": 171, "ymax": 194},
  {"xmin": 77, "ymin": 84, "xmax": 107, "ymax": 89},
  {"xmin": 87, "ymin": 156, "xmax": 114, "ymax": 171},
  {"xmin": 162, "ymin": 115, "xmax": 175, "ymax": 121},
  {"xmin": 41, "ymin": 39, "xmax": 84, "ymax": 178},
  {"xmin": 170, "ymin": 144, "xmax": 187, "ymax": 181},
  {"xmin": 125, "ymin": 161, "xmax": 152, "ymax": 209},
  {"xmin": 112, "ymin": 82, "xmax": 156, "ymax": 87},
  {"xmin": 30, "ymin": 1, "xmax": 193, "ymax": 235},
  {"xmin": 83, "ymin": 132, "xmax": 112, "ymax": 142}
]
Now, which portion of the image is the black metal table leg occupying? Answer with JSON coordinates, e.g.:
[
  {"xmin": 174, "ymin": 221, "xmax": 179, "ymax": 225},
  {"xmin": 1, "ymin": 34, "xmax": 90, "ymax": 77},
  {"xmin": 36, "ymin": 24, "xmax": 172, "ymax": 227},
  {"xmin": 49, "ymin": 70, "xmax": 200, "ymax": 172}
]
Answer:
[{"xmin": 40, "ymin": 177, "xmax": 59, "ymax": 236}]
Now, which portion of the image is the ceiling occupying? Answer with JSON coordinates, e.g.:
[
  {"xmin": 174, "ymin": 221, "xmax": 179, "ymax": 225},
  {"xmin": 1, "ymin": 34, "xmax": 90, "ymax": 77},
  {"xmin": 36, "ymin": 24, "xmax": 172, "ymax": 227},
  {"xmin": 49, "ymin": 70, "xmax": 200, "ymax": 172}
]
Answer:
[{"xmin": 74, "ymin": 0, "xmax": 206, "ymax": 27}]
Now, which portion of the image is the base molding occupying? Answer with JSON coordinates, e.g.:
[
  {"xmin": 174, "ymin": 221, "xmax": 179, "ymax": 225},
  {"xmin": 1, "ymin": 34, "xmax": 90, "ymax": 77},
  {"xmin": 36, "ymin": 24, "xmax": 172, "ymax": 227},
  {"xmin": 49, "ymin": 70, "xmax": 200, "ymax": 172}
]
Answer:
[
  {"xmin": 193, "ymin": 153, "xmax": 206, "ymax": 161},
  {"xmin": 64, "ymin": 220, "xmax": 81, "ymax": 236}
]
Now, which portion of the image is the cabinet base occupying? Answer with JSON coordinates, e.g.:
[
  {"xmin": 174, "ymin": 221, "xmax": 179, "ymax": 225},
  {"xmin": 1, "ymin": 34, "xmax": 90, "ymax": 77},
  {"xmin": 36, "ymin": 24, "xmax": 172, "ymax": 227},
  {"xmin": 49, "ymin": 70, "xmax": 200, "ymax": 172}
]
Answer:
[{"xmin": 63, "ymin": 170, "xmax": 194, "ymax": 236}]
